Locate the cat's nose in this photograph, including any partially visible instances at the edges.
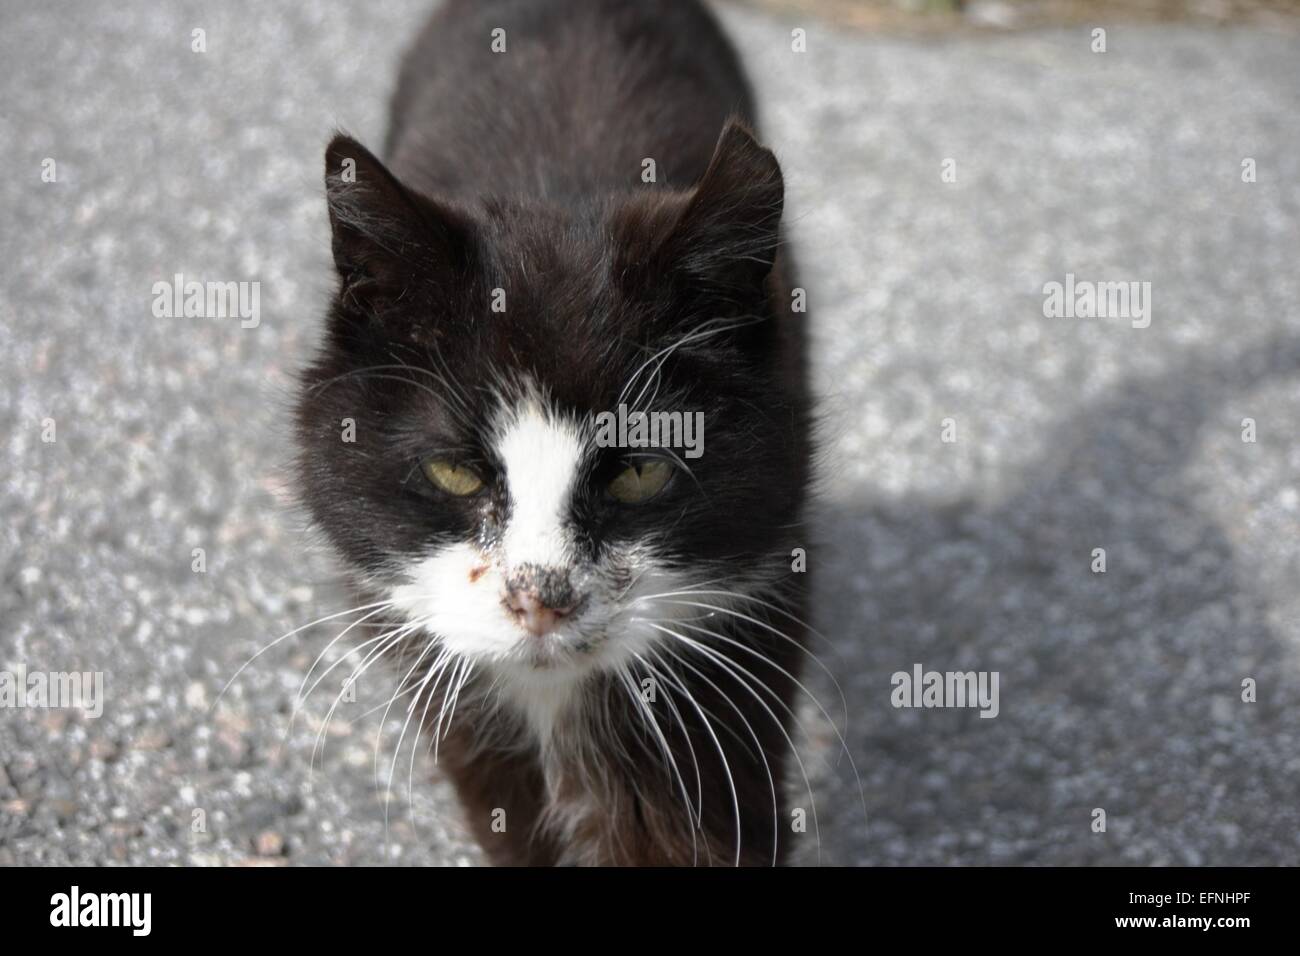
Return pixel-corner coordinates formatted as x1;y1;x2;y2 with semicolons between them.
505;590;573;637
504;566;578;637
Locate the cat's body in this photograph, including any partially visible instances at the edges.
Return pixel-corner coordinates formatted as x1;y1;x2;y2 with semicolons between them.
296;0;811;865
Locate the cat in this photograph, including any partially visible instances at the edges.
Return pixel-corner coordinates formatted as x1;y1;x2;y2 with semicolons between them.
295;0;811;865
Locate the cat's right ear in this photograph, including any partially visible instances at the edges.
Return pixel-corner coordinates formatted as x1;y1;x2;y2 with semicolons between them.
324;134;473;320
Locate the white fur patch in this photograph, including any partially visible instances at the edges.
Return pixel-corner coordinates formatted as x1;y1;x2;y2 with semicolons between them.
387;389;705;745
494;399;587;568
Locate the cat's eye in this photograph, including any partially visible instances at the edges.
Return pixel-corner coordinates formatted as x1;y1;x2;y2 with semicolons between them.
607;460;673;503
422;459;485;497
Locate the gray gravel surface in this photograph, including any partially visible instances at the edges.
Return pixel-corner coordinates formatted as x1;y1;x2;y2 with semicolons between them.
2;0;1298;865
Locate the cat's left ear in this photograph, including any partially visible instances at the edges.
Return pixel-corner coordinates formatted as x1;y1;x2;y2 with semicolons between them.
659;120;785;300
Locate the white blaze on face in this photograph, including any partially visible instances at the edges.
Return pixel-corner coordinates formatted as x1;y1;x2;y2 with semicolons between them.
387;388;702;742
389;394;595;670
494;399;587;568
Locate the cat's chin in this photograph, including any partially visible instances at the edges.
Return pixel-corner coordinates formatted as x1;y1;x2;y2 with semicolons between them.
465;618;645;684
493;646;598;684
498;629;600;673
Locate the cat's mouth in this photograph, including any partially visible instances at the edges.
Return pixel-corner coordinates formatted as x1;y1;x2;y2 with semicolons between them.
509;611;603;670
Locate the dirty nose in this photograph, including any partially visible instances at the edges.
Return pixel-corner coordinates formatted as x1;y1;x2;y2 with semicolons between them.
504;566;578;637
505;590;572;637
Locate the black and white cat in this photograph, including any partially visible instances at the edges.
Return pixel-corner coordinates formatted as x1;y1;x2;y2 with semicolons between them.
295;0;811;865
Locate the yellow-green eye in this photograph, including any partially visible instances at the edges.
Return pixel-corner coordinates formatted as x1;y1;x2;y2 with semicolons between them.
607;460;673;503
422;459;484;497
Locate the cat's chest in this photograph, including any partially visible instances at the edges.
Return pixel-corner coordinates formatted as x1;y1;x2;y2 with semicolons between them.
489;671;625;859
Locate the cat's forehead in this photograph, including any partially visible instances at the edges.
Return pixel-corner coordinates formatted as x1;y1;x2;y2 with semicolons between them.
461;286;642;413
413;203;688;420
488;381;590;448
479;199;609;276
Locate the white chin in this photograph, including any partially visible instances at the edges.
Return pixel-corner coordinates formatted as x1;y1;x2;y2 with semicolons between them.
502;630;598;673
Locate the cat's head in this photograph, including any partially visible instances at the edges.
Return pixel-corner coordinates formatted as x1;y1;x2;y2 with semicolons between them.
295;121;806;690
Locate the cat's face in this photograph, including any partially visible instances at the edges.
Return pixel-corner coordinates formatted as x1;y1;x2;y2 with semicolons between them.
296;124;804;691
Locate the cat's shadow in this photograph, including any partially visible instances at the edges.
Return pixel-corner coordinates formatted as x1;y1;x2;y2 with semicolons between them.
802;334;1300;865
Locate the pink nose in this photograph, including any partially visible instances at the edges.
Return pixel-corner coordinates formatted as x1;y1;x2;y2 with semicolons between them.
505;589;575;637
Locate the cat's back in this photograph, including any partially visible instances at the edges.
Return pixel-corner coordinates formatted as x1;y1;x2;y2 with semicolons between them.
385;0;756;200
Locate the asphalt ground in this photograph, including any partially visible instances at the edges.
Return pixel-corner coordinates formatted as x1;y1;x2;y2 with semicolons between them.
1;1;1298;864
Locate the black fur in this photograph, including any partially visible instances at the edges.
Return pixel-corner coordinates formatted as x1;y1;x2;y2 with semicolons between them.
295;0;811;865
